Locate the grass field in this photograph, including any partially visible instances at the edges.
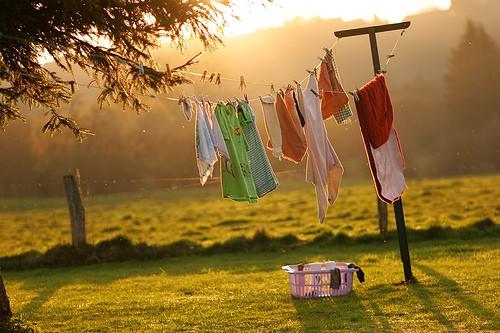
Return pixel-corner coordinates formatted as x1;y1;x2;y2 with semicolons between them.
1;174;499;332
0;174;498;257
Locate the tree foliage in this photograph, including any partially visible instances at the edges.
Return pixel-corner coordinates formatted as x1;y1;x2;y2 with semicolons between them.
446;20;500;111
445;20;500;172
0;0;236;140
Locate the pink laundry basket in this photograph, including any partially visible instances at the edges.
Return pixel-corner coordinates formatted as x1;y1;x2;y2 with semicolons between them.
282;261;359;298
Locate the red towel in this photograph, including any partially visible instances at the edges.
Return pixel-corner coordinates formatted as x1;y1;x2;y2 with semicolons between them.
355;75;393;148
355;74;405;204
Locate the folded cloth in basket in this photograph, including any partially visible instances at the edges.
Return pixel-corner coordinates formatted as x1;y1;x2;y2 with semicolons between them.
348;263;365;283
329;268;341;289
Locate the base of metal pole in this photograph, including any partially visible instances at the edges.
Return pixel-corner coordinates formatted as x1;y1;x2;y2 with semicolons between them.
393;198;416;282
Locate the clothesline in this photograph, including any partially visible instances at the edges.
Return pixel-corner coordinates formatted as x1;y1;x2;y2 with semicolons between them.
184;38;341;91
0;28;406;108
0;35;343;104
1;27;411;223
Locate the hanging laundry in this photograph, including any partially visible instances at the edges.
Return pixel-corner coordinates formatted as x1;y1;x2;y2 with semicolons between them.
207;103;230;160
354;74;405;203
275;91;307;163
195;101;218;185
237;101;279;197
179;96;193;121
371;129;406;201
318;49;353;124
298;74;344;223
200;98;217;148
259;95;283;159
202;99;229;160
292;90;306;127
215;102;258;203
284;87;305;129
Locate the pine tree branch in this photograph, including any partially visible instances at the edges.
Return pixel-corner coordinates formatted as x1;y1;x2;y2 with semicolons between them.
0;0;245;138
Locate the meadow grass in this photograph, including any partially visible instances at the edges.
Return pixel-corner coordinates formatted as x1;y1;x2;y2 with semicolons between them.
1;174;499;332
3;237;499;332
0;174;498;257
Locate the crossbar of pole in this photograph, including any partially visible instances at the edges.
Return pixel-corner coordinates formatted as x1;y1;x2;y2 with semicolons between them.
334;21;411;38
334;21;415;283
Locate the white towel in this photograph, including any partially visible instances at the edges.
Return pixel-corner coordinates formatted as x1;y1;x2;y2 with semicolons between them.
299;74;344;223
370;128;405;202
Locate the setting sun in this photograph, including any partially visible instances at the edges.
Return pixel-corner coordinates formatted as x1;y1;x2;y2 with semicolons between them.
223;0;451;36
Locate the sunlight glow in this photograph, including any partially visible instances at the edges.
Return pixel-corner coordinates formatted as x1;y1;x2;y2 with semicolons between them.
222;0;452;36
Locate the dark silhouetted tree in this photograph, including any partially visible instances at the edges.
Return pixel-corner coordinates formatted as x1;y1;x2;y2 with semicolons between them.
445;20;500;173
0;272;11;323
0;0;245;140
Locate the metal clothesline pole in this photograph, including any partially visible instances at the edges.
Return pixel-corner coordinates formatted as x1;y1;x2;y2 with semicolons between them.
334;21;415;283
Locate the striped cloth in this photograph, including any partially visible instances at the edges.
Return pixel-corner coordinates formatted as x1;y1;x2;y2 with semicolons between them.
237;101;279;197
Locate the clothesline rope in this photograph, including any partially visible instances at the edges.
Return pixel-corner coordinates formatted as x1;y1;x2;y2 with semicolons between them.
0;30;405;107
385;29;406;66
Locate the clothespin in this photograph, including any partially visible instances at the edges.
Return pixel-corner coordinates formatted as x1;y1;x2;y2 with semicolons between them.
310;89;320;98
349;90;360;102
215;73;221;86
239;75;246;91
165;64;171;78
201;70;207;82
306;67;318;77
270;83;276;94
68;80;75;93
138;61;145;75
208;72;215;83
244;93;249;103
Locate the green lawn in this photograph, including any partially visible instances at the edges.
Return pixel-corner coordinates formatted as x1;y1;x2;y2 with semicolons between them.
4;238;500;332
1;174;499;332
0;174;498;256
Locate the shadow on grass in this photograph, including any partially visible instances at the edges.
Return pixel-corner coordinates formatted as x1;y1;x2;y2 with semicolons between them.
292;293;377;332
414;264;500;330
364;300;393;333
20;283;61;314
0;317;39;333
406;279;459;331
4;237;497;326
0;218;497;271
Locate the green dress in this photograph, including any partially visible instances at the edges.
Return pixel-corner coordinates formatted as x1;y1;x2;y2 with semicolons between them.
215;103;258;203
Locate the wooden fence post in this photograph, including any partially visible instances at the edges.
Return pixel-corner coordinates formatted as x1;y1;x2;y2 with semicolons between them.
0;272;12;322
63;172;87;248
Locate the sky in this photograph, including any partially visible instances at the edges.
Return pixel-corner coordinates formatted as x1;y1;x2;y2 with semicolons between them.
222;0;451;36
38;0;452;64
